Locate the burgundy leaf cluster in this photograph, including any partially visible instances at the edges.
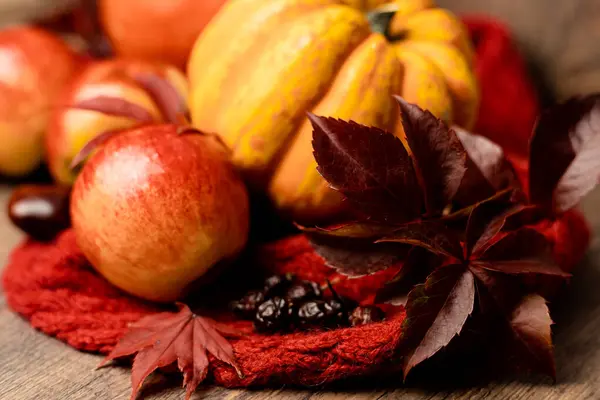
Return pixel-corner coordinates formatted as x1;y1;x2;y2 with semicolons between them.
306;94;600;379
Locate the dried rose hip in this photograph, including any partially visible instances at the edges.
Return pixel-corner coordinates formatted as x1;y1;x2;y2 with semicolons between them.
349;306;385;326
230;290;264;319
263;273;295;298
254;297;290;332
323;299;348;327
7;184;71;241
296;299;349;329
285;280;322;304
296;300;329;328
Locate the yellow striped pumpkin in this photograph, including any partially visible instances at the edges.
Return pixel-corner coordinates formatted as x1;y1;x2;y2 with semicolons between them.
188;0;478;222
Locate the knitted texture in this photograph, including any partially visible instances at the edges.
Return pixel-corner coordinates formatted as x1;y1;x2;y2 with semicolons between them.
1;18;591;387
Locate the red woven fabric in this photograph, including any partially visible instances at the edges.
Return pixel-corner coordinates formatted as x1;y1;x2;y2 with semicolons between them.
1;18;591;387
467;17;540;159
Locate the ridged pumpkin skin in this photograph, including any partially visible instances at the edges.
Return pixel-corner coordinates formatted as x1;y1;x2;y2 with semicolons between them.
188;0;478;222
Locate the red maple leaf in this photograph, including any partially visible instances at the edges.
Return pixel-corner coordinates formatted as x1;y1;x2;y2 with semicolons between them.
99;303;242;400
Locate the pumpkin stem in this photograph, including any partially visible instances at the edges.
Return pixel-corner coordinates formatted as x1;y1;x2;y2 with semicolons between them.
366;3;406;41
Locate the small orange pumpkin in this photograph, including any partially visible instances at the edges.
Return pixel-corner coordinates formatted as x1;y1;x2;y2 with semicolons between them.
188;0;478;222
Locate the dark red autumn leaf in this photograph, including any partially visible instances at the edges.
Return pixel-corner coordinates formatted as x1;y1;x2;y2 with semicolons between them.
455;126;518;189
509;294;556;379
464;189;516;257
395;96;467;215
375;247;441;305
377;220;463;259
298;221;397;239
401;264;475;379
459;202;543;259
177;126;200;136
176;127;232;154
500;204;546;231
69;129;122;170
469;266;525;314
529;94;600;212
474;228;570;278
480;228;553;262
310;234;408;277
309;114;423;224
472;259;570;278
133;73;188;124
442;188;523;224
454;126;519;205
100;303;241;400
71;96;156;123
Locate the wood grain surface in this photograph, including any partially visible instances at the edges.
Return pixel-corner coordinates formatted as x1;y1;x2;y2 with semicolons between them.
3;0;600;398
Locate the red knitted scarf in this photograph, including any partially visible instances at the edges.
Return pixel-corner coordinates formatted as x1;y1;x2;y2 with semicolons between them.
2;18;592;387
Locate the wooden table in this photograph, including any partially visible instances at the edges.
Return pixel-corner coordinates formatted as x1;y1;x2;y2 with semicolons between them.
1;182;600;400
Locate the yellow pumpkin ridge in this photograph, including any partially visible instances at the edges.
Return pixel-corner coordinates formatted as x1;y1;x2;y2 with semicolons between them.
187;0;478;221
269;33;403;222
391;8;474;64
396;40;479;128
395;47;453;123
192;3;371;184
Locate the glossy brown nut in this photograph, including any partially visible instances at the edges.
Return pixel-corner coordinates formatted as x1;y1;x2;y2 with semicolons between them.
7;184;71;241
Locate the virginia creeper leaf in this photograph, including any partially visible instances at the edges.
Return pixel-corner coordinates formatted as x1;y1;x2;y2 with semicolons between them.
375;247;441;305
310;234;408;277
71;96;156;123
456;126;518;189
476;228;570;278
469;266;525;313
310;114;422;224
69;129;122;170
401;264;475;379
529;94;600;212
297;222;397;240
395;96;467;215
133;73;188;124
464;189;516;257
176;126;232;154
462;201;544;258
509;294;556;379
454;126;519;205
473;260;570;278
377;220;463;259
100;303;241;400
500;204;546;231
480;228;552;262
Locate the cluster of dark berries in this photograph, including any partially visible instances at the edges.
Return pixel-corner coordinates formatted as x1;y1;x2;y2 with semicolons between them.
230;274;385;333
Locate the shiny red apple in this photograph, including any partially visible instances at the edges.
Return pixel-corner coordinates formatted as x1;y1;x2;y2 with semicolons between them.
71;124;249;302
0;26;79;177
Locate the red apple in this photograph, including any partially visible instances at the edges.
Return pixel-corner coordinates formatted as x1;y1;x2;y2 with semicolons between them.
46;59;188;185
0;26;78;177
99;0;227;69
71;124;249;302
